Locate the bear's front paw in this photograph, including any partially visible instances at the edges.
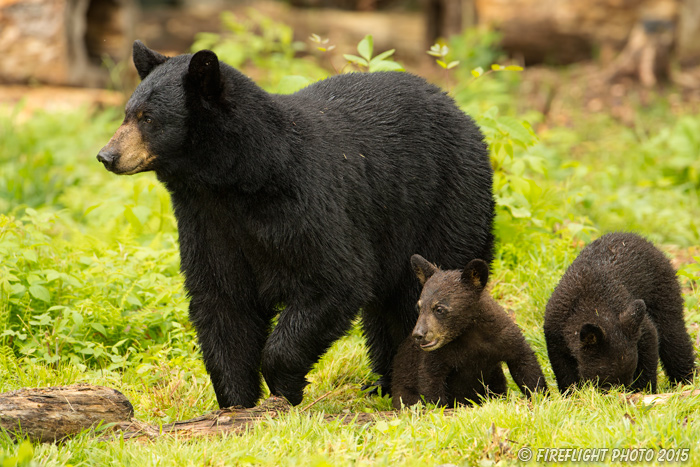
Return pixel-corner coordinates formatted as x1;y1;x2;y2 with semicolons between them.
262;370;308;406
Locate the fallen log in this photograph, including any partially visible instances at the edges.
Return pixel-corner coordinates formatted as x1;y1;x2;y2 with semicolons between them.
0;385;134;443
116;396;398;440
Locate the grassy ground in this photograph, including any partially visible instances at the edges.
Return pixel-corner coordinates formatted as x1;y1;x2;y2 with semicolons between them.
1;22;700;466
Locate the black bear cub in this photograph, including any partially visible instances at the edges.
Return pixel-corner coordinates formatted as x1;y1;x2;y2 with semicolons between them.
545;232;696;393
391;255;548;409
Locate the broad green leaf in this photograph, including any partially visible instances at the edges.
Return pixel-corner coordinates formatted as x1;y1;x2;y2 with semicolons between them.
29;284;50;302
372;49;396;62
369;60;404;73
23;250;37;263
343;54;368;67
357;35;374;62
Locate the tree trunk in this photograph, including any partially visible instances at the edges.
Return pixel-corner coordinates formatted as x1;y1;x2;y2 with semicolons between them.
473;0;680;67
0;0;134;87
677;0;700;65
0;385;134;443
424;0;477;46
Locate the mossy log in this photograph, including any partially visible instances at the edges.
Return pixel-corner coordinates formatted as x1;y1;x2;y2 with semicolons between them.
0;385;134;443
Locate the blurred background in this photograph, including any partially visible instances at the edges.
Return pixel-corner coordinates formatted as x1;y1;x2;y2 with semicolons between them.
1;0;699;107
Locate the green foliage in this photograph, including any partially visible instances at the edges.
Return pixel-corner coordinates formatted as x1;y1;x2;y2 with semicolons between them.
343;35;404;72
0;440;34;467
446;27;504;72
191;10;328;90
643;115;700;186
427;43;459;70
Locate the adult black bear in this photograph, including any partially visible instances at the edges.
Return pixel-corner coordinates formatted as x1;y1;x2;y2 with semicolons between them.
544;232;696;393
97;41;495;408
392;255;547;408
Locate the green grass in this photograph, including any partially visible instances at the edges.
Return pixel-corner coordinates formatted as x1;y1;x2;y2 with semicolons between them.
2;28;700;465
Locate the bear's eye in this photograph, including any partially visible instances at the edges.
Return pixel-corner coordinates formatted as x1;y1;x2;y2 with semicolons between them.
434;305;448;316
144;116;153;124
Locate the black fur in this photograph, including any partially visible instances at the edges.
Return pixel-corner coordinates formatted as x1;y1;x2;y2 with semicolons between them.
544;232;696;393
391;256;547;408
102;43;495;408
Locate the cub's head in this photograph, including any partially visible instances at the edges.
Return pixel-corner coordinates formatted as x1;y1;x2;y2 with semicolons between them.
410;254;490;351
567;298;648;388
97;41;223;177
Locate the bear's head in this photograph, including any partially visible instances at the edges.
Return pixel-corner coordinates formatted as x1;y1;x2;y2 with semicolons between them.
97;41;224;179
410;254;490;351
567;298;647;388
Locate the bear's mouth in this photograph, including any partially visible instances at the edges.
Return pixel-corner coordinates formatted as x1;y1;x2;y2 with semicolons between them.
420;339;440;350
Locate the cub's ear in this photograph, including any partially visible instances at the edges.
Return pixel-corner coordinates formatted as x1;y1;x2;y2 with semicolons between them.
187;50;222;101
620;299;646;332
461;259;489;291
411;254;437;286
133;40;167;80
580;323;605;347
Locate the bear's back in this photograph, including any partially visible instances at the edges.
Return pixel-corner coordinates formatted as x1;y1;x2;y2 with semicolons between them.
547;232;682;323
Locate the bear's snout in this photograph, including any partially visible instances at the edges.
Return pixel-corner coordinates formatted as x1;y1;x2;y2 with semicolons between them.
97;147;119;170
412;320;440;350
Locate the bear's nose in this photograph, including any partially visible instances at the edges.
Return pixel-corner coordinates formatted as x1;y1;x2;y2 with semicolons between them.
412;326;427;343
97;148;117;170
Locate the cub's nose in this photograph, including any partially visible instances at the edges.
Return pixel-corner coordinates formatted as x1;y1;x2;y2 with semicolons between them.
412;325;428;345
96;148;117;170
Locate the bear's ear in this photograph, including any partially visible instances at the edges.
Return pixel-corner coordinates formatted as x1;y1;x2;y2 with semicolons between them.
133;40;168;80
411;254;437;286
187;50;222;101
461;259;489;291
580;323;605;347
620;299;646;332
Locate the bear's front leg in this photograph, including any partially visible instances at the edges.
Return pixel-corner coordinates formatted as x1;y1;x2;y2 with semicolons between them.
544;328;580;394
261;293;360;405
631;321;659;393
189;293;270;408
502;327;549;396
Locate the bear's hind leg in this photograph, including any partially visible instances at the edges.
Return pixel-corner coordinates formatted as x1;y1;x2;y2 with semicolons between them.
653;309;696;386
261;293;360;405
362;281;420;396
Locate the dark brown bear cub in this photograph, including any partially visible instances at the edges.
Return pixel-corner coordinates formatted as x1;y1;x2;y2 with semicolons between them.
391;255;548;409
544;232;696;393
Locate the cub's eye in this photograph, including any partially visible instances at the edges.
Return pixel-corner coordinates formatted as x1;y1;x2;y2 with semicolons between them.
434;305;448;316
144;116;153;124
